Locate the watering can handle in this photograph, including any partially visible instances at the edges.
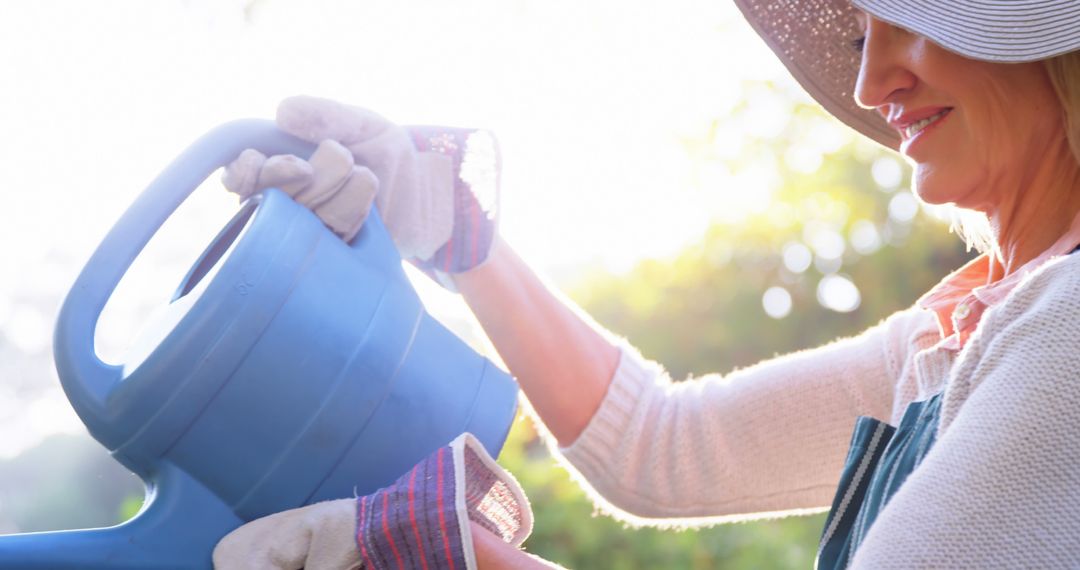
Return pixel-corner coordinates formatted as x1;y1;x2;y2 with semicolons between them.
54;119;316;421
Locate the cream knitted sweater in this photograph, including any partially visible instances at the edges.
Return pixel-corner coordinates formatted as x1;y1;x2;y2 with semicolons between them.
558;252;1080;568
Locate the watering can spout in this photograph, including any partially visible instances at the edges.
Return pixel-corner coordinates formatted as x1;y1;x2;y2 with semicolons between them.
0;462;242;569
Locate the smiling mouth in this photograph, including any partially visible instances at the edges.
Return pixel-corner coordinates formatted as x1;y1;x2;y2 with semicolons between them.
902;109;951;140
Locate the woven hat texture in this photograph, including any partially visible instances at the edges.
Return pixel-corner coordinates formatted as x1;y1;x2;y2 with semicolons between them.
733;0;1080;149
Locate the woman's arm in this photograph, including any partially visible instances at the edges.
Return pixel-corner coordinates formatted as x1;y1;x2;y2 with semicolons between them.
456;237;912;521
454;237;620;446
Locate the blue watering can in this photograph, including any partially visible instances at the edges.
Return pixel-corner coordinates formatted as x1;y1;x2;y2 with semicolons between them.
0;120;519;569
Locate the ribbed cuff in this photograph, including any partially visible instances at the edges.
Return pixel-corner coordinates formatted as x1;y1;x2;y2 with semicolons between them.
559;343;663;482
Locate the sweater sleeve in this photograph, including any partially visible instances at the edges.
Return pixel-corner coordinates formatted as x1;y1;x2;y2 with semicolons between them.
851;257;1080;568
555;308;926;524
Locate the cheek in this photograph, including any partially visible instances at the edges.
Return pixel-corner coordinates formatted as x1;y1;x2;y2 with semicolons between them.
968;93;1021;165
970;67;1061;167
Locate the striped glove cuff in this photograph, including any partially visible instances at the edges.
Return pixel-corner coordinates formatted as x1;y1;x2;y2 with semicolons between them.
407;127;499;286
355;433;531;570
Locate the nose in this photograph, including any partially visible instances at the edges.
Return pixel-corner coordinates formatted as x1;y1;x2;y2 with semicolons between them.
853;16;918;111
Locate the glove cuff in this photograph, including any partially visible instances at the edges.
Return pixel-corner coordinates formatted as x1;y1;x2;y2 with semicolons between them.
407;127;500;280
355;433;532;570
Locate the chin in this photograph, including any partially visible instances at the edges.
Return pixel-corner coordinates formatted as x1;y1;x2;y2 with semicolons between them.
911;166;979;207
910;173;951;206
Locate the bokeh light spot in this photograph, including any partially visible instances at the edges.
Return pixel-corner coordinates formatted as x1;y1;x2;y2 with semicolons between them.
4;305;51;354
889;193;920;223
782;242;813;273
805;224;846;260
784;144;823;174
849;220;883;255
872;157;903;190
817;274;861;313
762;286;793;319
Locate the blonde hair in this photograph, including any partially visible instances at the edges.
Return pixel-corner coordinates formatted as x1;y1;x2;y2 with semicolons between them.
1046;51;1080;164
949;50;1080;254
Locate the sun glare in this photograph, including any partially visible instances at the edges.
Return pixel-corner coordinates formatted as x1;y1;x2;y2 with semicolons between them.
1;0;791;458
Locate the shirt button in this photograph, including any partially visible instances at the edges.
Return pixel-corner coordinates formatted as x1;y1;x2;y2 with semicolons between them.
954;303;972;319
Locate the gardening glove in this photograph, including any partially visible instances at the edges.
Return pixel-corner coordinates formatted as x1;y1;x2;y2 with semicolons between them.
223;95;500;287
212;433;532;570
223;138;379;242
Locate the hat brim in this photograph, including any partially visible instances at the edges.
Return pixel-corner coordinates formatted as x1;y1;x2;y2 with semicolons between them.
734;0;1080;151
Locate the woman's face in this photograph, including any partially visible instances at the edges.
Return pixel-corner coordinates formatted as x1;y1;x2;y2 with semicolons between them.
852;12;1065;211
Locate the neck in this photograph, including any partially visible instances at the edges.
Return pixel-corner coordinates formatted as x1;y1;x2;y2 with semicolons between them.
985;140;1080;283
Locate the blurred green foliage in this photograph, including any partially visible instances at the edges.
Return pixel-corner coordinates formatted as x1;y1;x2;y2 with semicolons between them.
498;81;975;569
0;434;142;533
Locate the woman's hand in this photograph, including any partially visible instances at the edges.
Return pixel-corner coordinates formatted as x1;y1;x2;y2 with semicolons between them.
212;433;531;570
227;95;618;447
211;498;359;570
223;138;379;241
223;96;500;285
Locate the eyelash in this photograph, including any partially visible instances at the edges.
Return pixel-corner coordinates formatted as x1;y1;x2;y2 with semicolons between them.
850;36;866;53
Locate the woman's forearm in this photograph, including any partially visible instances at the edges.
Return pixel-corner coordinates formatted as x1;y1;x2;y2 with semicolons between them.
453;237;620;446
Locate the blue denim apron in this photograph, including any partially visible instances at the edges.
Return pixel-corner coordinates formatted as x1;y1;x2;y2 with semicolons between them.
816;393;944;569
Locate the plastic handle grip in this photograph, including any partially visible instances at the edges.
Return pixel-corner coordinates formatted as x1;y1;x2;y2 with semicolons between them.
53;119;316;425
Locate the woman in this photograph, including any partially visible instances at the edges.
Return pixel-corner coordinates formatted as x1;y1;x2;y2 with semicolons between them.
213;1;1080;568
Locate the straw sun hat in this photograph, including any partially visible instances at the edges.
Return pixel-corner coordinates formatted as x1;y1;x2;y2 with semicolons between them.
733;0;1080;149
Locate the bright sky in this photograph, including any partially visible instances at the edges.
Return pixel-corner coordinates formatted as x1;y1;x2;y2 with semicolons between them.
0;0;791;458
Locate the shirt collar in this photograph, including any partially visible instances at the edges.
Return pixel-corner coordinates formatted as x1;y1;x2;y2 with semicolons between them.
917;210;1080;344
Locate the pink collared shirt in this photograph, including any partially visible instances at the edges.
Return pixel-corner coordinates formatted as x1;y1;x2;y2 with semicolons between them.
918;212;1080;350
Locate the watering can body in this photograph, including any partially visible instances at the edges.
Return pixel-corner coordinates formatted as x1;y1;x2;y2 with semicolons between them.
0;120;518;569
